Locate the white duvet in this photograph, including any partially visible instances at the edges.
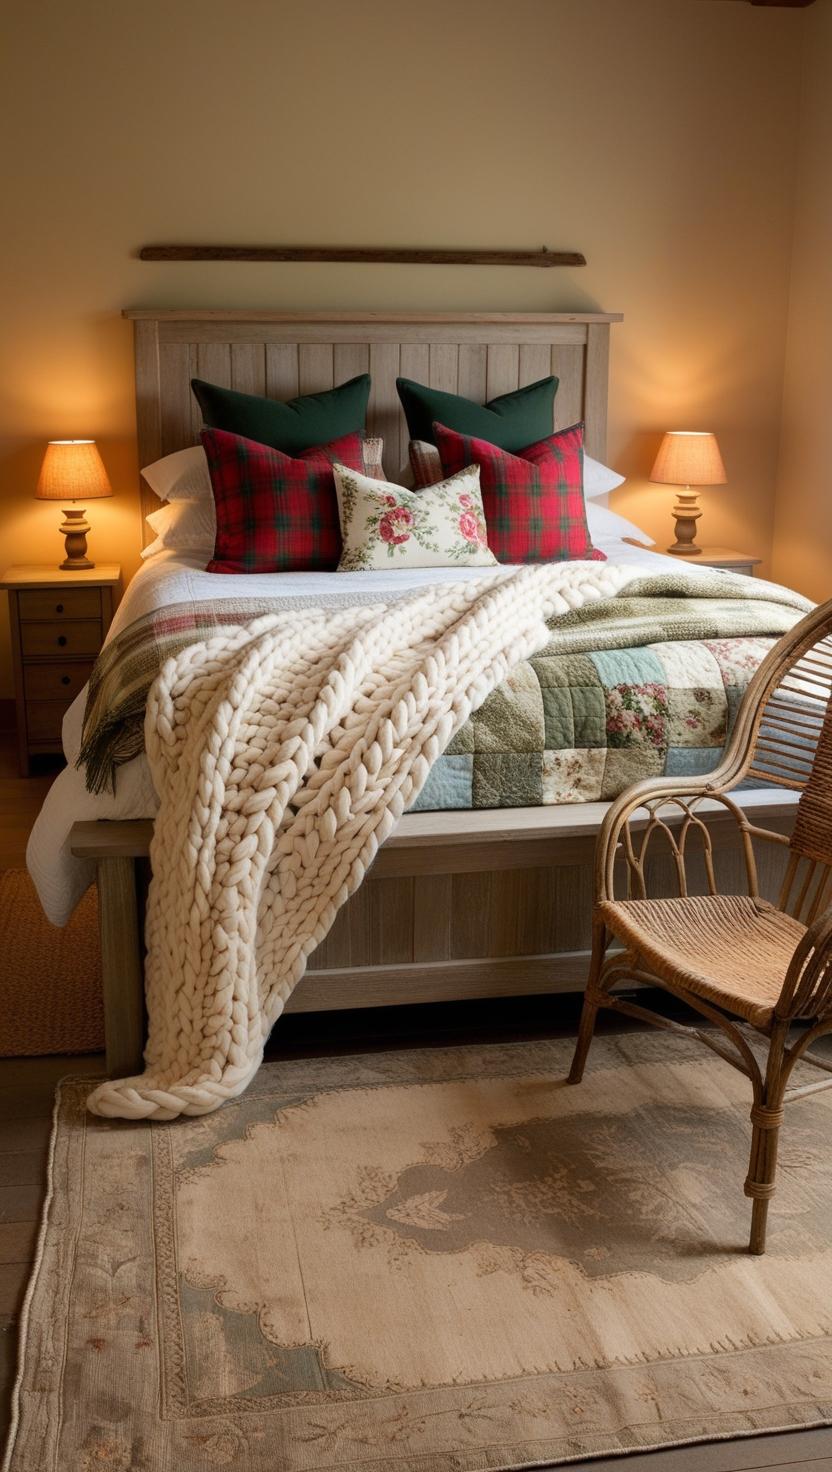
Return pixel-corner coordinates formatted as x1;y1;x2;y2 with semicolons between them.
26;540;733;926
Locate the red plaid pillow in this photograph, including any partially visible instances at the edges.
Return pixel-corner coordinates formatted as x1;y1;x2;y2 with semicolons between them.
434;421;606;564
202;429;365;573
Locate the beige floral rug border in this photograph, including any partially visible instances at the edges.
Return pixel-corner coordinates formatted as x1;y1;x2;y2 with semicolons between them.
5;1037;832;1471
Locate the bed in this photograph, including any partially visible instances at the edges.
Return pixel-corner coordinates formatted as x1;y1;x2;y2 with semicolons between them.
27;310;803;1074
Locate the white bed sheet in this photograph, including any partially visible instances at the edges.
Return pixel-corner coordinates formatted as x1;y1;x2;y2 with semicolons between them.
26;541;731;925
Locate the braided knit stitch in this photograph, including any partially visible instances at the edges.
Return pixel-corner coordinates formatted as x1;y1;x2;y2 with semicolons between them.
86;562;631;1120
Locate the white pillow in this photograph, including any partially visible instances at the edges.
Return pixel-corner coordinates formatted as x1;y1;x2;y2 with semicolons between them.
141;438;387;503
142;446;213;503
586;502;654;546
140;498;216;560
334;463;497;572
583;455;626;499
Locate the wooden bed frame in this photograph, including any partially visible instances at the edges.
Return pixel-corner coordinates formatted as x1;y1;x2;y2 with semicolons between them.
70;309;797;1075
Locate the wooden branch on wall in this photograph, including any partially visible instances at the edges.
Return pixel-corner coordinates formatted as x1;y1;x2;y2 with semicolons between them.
139;245;587;268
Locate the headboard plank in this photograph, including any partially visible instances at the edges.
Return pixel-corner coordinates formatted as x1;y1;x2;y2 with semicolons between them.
519;342;552;390
486;343;520;401
157;320;592;347
159;343;193;458
298;344;334;396
133;320;162;470
230;342;266;398
196;341;231;393
584;322;611;461
456;343;487;403
266;344;299;402
551;344;585;430
368;343;401;464
333;341;370;386
127;310;621;542
428;343;458;395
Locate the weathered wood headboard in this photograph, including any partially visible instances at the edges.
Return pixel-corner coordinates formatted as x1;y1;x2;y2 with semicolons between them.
123;309;622;543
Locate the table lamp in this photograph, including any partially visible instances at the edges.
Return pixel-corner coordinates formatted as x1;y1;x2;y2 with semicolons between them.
35;439;113;570
649;431;727;554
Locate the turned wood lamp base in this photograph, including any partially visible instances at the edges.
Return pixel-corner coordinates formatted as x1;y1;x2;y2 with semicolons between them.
59;506;95;570
667;487;703;555
650;432;726;559
35;441;112;572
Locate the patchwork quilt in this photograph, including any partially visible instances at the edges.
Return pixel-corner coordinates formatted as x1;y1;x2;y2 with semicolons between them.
79;569;811;807
416;624;775;810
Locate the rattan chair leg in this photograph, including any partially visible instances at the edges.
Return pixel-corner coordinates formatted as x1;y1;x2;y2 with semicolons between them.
744;1025;788;1255
746;1115;782;1255
568;925;608;1085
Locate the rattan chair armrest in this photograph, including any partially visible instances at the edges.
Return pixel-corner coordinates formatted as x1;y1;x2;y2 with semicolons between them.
777;903;832;1020
594;767;749;904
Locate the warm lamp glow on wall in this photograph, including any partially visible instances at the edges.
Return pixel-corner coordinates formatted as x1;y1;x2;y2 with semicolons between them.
649;431;727;554
35;440;112;570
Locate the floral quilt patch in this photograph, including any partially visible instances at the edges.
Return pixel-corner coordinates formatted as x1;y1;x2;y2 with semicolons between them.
333;462;496;571
430;630;780;809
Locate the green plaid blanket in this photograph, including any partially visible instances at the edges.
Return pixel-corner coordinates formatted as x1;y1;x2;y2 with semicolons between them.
79;569;811;805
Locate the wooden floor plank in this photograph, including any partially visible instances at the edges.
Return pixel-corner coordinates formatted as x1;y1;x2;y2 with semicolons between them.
0;1261;31;1317
0;1116;53;1154
0;1053;101;1089
0;1221;38;1264
0;1153;47;1190
0;1054;103;1124
0;1181;44;1225
0;1314;18;1415
566;1426;832;1471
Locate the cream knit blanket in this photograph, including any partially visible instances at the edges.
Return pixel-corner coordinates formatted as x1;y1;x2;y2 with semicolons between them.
87;562;631;1121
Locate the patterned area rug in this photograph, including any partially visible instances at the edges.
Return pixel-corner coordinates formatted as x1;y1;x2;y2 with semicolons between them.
0;869;103;1056
7;1035;832;1470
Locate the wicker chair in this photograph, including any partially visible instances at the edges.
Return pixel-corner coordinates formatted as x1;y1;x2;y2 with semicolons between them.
568;597;832;1254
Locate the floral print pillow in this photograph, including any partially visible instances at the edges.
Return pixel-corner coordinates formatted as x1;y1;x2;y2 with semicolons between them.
333;463;497;571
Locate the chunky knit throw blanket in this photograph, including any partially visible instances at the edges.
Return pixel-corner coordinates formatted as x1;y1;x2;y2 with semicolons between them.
85;562;667;1120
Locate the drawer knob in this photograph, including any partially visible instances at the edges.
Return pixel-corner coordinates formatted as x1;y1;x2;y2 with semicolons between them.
55;602;64;614
61;675;71;686
57;635;67;647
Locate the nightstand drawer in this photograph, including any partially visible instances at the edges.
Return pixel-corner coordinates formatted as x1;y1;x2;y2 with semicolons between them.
21;620;102;658
1;563;121;775
25;701;69;743
18;587;101;621
23;660;95;702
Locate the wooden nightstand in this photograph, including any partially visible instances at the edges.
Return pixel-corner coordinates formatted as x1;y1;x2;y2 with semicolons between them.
669;547;762;577
1;564;121;775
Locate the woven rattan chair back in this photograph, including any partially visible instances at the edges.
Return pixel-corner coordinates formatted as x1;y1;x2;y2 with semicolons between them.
740;604;832;922
568;596;832;1254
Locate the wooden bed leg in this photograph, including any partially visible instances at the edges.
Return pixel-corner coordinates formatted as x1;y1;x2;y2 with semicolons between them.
97;856;146;1078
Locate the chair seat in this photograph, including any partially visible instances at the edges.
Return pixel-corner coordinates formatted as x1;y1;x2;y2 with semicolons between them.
598;893;807;1028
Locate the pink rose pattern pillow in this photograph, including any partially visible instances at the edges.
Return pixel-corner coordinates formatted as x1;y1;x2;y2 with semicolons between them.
332;463;497;571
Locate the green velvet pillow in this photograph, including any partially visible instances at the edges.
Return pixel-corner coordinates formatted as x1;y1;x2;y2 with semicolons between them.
191;374;371;456
396;374;558;453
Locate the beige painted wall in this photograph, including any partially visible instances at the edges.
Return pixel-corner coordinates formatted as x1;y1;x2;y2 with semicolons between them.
0;0;806;697
772;0;832;604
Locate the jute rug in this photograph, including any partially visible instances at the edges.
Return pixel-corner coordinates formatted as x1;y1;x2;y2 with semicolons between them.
0;869;103;1057
7;1035;832;1470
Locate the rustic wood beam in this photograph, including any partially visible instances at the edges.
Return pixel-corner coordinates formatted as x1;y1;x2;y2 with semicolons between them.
139;245;586;268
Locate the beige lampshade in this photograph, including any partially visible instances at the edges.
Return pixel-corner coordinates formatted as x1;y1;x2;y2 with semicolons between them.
35;439;113;502
649;431;727;487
